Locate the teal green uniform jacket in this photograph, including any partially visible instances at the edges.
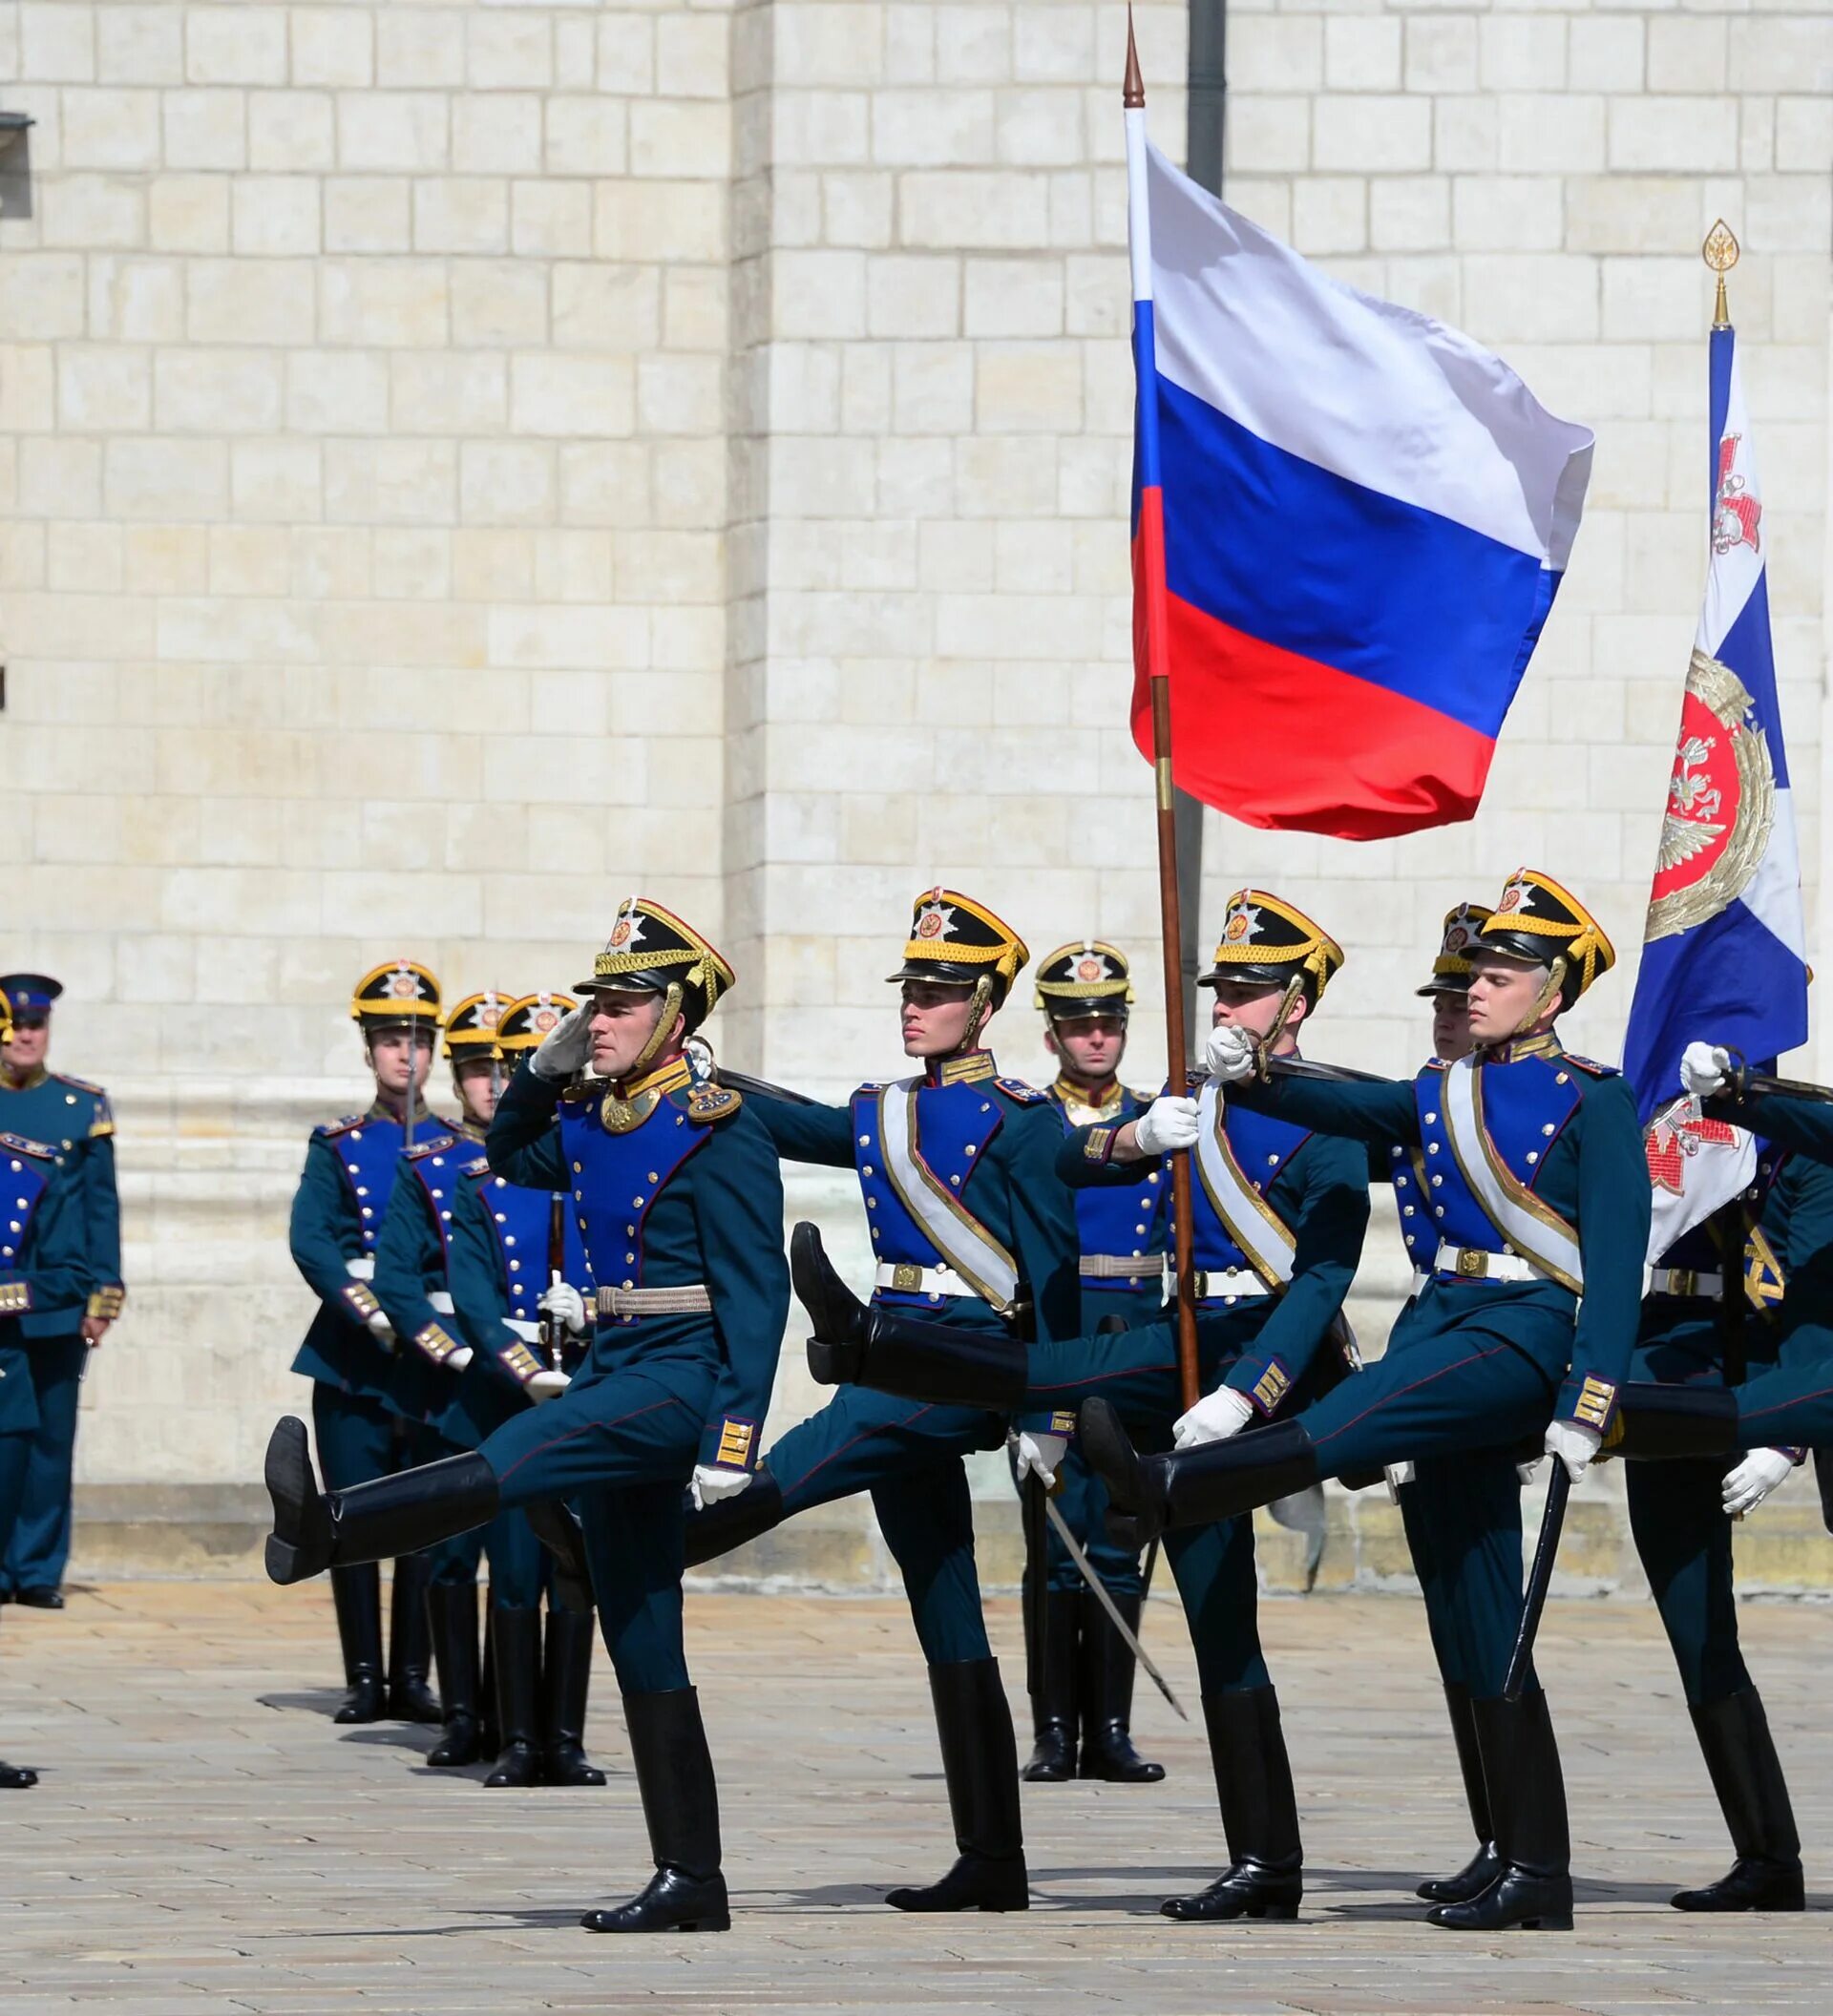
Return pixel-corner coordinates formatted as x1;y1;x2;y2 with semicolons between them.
0;1134;93;1438
0;1071;121;1338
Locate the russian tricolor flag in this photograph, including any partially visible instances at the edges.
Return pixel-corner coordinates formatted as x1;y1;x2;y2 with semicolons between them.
1127;133;1594;841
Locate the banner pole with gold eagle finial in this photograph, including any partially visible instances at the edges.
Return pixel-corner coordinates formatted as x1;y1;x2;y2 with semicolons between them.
1125;8;1202;1413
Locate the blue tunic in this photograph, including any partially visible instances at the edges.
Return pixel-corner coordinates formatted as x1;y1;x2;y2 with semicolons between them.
0;1070;120;1336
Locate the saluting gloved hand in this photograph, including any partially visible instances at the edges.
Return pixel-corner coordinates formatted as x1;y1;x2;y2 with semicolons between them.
531;1004;592;1082
1723;1447;1795;1519
690;1464;753;1511
1204;1023;1258;1083
1680;1040;1733;1101
1134;1095;1200;1156
538;1281;590;1337
528;1368;571;1402
1173;1385;1254;1449
1544;1418;1601;1482
1014;1430;1067;1488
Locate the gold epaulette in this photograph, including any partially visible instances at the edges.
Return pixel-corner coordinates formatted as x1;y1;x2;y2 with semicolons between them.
316;1114;367;1141
406;1134;460;1161
996;1078;1047;1105
0;1130;58;1162
682;1082;743;1124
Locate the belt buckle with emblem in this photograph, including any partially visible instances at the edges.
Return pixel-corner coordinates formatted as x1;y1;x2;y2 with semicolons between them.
1456;1249;1485;1279
890;1262;923;1292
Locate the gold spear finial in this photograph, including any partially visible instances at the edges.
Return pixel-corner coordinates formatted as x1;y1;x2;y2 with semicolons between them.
1124;4;1145;108
1702;220;1738;330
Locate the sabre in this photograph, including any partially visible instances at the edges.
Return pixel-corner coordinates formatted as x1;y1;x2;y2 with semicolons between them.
1503;1462;1569;1703
1040;1486;1188;1722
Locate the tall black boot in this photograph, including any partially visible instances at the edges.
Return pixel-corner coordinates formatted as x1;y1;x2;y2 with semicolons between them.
387;1554;442;1723
1022;1589;1081;1782
581;1688;729;1932
265;1418;499;1584
426;1583;481;1767
684;1466;784;1569
1078;1590;1166;1783
1417;1682;1501;1902
1163;1688;1302;1921
1429;1693;1572;1930
525;1500;594;1611
478;1606;499;1760
1612;1384;1740;1460
887;1659;1028;1911
329;1562;385;1723
0;1757;36;1788
1081;1399;1319;1548
541;1604;606;1787
1672;1690;1803;1910
792;1223;1029;1404
483;1606;543;1788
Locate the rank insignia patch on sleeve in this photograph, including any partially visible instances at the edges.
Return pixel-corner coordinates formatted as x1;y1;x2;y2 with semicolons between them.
1572;1376;1617;1431
1251;1360;1292;1416
715;1418;756;1468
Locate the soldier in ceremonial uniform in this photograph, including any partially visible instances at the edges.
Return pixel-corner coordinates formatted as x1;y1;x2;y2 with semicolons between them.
265;901;784;1935
791;891;1370;1921
1024;942;1164;1785
1075;870;1647;1933
0;991;98;1783
0;974;124;1608
286;962;452;1727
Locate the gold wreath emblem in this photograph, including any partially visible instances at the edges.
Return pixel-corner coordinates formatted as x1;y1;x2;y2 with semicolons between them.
1645;648;1776;942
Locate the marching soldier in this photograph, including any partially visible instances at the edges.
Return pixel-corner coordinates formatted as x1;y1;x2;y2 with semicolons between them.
1026;942;1165;1785
265;901;785;1935
1077;870;1647;1933
791;890;1370;1921
682;888;1081;1914
286;962;453;1727
0;974;123;1607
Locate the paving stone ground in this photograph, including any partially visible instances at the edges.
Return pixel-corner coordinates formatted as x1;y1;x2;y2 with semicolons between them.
3;1582;1832;2011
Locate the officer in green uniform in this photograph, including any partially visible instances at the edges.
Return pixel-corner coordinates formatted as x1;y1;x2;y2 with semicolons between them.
0;974;124;1607
0;991;99;1783
789;890;1369;1922
286;962;453;1727
1077;870;1647;1934
679;889;1078;1915
1025;941;1164;1785
264;901;786;1935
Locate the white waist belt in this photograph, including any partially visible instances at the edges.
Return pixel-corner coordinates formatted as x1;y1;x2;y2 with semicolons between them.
1187;1266;1272;1302
1434;1243;1543;1285
1645;1267;1723;1299
875;1262;980;1299
1080;1254;1161;1281
596;1284;712;1317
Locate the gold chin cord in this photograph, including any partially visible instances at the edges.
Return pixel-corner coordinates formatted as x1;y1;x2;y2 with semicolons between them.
961;974;996;1048
1254;974;1307;1083
1516;954;1569;1037
629;980;685;1077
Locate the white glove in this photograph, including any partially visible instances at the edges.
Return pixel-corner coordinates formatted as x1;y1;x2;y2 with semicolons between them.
1204;1023;1257;1083
538;1280;589;1337
690;1463;753;1511
527;1368;571;1402
444;1346;474;1373
1517;1459;1544;1484
365;1309;396;1348
1014;1430;1067;1487
1723;1447;1795;1519
504;1318;542;1344
531;1004;592;1082
1544;1418;1602;1483
1680;1040;1732;1101
1134;1095;1201;1156
1385;1460;1417;1494
1173;1386;1254;1450
345;1257;375;1283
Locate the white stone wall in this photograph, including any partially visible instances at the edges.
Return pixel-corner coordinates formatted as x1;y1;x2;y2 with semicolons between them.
0;0;1826;1505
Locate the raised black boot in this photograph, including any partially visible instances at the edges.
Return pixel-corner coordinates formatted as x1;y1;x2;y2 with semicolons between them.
525;1500;594;1611
793;1223;1029;1404
1163;1688;1302;1921
264;1418;499;1584
1672;1690;1803;1911
1429;1692;1572;1930
1612;1384;1740;1460
329;1562;385;1723
483;1606;542;1788
425;1583;482;1767
1417;1682;1501;1902
387;1553;442;1723
1022;1588;1081;1782
581;1688;729;1932
1079;1590;1166;1783
684;1466;785;1569
0;1757;36;1788
888;1658;1028;1911
541;1604;606;1787
1080;1399;1319;1549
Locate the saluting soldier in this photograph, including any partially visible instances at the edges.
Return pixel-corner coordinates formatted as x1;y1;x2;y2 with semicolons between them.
680;888;1076;1915
286;962;453;1727
1077;870;1647;1934
0;974;124;1608
792;891;1370;1922
0;990;98;1784
265;902;785;1935
1025;941;1165;1786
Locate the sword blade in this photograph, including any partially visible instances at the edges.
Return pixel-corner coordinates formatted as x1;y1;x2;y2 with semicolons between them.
1042;1491;1188;1721
1503;1461;1570;1702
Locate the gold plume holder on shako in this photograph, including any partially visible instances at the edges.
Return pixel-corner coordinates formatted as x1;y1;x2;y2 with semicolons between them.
1703;219;1738;330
